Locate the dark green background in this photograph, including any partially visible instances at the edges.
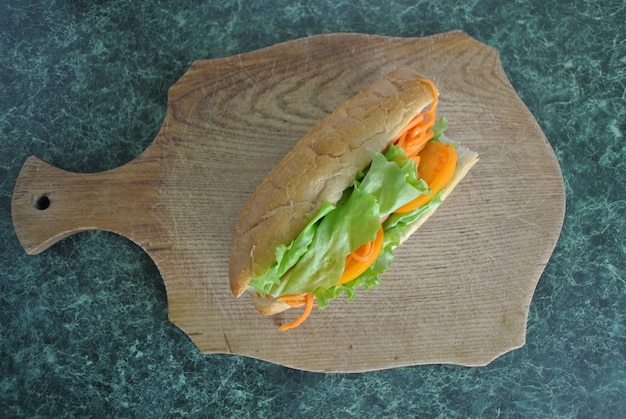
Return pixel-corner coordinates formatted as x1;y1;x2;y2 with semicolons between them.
1;0;624;417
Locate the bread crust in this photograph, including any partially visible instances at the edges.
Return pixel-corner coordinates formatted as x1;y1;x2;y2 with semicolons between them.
230;68;437;297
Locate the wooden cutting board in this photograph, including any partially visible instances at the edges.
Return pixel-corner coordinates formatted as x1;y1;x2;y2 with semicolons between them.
12;31;565;373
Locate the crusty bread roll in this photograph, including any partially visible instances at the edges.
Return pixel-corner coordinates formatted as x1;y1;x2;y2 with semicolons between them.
229;68;478;316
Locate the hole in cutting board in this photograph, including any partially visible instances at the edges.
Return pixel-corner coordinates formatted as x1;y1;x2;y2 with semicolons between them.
33;195;50;211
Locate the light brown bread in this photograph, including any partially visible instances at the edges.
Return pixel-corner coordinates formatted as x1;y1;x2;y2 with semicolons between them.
229;68;438;297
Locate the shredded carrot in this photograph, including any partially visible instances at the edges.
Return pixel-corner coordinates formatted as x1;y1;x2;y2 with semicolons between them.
279;293;309;302
337;227;384;285
278;293;310;307
394;141;457;213
392;79;439;158
393;113;424;145
279;293;315;331
278;293;318;308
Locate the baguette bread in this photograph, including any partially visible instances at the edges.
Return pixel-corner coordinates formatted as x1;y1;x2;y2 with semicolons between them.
229;67;478;317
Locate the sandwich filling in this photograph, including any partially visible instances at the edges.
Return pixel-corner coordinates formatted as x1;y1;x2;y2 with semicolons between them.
249;79;459;330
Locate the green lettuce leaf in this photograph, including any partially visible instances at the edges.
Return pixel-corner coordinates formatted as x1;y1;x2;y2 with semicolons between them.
360;149;428;216
249;117;450;306
250;145;430;298
315;194;442;308
431;115;448;141
272;184;381;296
249;201;335;295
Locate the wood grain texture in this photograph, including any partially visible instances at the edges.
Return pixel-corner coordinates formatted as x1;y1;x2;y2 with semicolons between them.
11;31;565;372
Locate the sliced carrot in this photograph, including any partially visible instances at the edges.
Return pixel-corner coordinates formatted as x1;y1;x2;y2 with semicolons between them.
394;141;457;213
279;293;315;331
337;227;384;285
349;239;374;262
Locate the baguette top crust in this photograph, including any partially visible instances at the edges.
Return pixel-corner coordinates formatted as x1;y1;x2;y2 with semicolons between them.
229;68;436;297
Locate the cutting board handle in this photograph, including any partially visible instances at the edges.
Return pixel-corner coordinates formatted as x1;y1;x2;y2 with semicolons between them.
11;155;163;255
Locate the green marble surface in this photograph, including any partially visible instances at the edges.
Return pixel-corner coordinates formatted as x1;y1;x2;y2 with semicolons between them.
1;0;624;416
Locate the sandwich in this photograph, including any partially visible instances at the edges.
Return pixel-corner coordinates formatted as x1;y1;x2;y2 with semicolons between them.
229;67;478;330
